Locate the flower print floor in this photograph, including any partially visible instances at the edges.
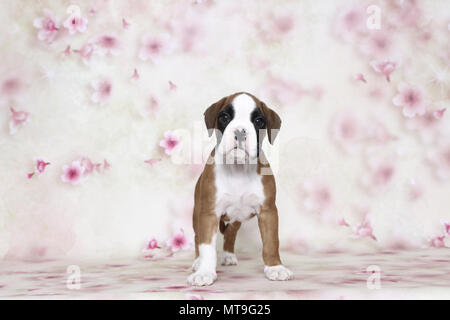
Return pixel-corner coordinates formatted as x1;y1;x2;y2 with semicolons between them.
1;249;450;299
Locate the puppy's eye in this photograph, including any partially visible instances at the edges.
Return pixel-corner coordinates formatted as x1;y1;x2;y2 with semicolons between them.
254;117;265;128
219;113;230;122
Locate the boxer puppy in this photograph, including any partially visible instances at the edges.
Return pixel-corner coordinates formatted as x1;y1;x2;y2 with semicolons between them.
188;92;293;286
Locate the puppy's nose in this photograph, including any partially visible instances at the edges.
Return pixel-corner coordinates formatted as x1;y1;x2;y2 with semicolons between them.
234;128;246;144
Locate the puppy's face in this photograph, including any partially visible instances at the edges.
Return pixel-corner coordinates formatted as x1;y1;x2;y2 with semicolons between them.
204;92;281;164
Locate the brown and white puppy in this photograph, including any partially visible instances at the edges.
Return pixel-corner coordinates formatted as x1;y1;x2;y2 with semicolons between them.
188;92;293;286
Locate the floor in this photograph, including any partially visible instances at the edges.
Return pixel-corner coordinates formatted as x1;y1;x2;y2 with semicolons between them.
1;249;449;299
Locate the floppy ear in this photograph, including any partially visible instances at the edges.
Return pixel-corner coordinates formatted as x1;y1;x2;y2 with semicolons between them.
260;101;281;144
204;97;226;137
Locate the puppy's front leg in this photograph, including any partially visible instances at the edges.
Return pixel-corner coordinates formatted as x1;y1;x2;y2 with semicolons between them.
188;212;218;286
257;205;293;281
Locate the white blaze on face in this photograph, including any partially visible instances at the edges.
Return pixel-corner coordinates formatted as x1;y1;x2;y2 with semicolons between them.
217;93;258;163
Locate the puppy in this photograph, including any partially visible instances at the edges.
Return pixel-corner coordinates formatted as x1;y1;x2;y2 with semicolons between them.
188;92;293;286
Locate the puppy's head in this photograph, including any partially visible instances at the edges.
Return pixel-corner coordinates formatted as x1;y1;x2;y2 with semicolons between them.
204;92;281;163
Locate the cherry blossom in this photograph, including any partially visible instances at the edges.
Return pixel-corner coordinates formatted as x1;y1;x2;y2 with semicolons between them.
63;12;88;35
338;217;350;227
9;107;30;135
62;45;71;57
74;42;95;65
144;158;162;166
433;108;446;119
430;236;446;248
354;73;367;83
427;141;450;180
406;109;443;144
33;9;59;43
1;77;22;96
159;131;180;155
146;238;161;250
352;216;377;240
166;229;190;252
131;68;139;80
168;81;177;91
122;18;130;29
392;83;426;118
35;158;50;174
138;33;173;62
91;78;112;105
103;159;111;170
333;4;366;41
80;157;101;175
444;222;450;235
370;60;397;82
330;110;362;153
94;34;121;56
61;161;85;185
301;179;333;216
361;150;396;193
359;31;395;59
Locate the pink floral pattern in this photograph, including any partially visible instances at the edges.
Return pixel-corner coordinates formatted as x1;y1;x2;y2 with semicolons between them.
392;83;426;118
61;161;85;185
33;9;59;43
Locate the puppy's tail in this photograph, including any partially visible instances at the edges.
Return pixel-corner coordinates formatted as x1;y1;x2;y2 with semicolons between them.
219;220;228;234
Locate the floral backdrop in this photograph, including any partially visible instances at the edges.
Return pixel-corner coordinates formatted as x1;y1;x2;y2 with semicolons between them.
0;0;449;261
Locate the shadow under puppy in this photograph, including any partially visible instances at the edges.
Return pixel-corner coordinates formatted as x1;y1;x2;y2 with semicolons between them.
189;92;293;286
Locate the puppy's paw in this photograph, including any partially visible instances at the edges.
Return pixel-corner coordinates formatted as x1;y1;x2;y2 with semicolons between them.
187;270;217;286
264;265;293;281
192;258;200;272
220;251;238;266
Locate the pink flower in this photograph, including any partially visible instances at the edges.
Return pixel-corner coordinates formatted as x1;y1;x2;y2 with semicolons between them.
103;159;111;170
338;217;350;227
62;45;71;57
138;33;172;62
370;60;397;82
353;217;376;240
354;73;367;83
333;5;366;41
74;42;95;65
166;229;190;252
27;173;35;179
131;68;139;80
144;158;162;166
35;158;50;174
359;31;394;59
168;81;177;91
406;109;443;144
33;9;59;43
442;221;450;235
80;157;101;175
146;238;161;250
427;142;450;180
63;13;88;35
430;236;446;248
392;83;426;118
159;131;180;155
122;18;130;29
330;110;362;153
302;179;333;215
361;160;395;193
95;34;121;56
2;77;22;96
91;78;112;105
61;161;85;185
9;107;30;135
434;108;446;119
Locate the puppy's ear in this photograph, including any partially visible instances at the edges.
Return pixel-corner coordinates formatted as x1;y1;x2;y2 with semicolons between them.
260;101;281;144
204;97;226;137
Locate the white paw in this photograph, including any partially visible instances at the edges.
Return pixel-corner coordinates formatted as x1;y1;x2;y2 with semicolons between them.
192;258;200;272
187;270;217;286
264;265;293;281
221;251;238;266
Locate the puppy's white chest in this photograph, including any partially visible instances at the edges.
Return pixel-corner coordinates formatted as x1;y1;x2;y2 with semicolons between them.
214;167;265;222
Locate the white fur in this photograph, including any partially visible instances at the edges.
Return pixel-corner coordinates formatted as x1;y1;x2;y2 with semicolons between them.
264;265;294;281
188;234;217;286
214;164;264;223
221;251;238;266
